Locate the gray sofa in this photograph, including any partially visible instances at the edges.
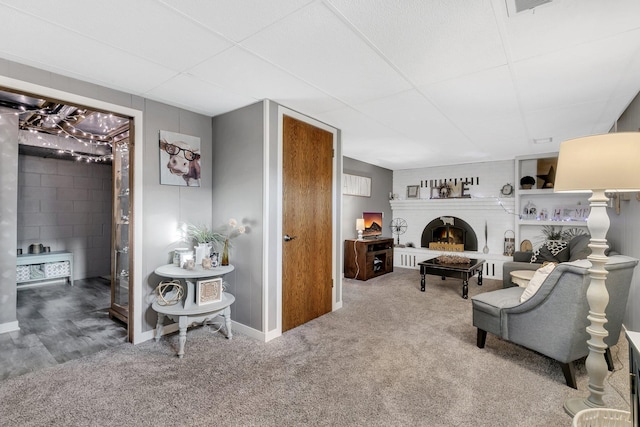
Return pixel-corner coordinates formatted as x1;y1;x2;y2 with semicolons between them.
503;234;596;288
472;254;638;388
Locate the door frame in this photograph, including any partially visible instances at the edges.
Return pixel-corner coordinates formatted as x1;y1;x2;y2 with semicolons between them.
270;105;342;339
0;74;145;344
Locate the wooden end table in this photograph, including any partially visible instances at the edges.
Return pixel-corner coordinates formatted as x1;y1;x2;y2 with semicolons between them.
418;257;485;299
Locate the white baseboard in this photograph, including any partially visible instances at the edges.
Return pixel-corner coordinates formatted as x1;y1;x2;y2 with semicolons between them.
0;320;20;334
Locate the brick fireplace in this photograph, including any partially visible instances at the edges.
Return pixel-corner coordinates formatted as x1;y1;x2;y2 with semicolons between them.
421;216;478;252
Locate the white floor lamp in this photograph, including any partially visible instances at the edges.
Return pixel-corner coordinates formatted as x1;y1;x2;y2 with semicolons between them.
554;132;640;416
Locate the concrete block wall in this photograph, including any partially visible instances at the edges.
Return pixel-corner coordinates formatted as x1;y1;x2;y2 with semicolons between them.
17;154;112;280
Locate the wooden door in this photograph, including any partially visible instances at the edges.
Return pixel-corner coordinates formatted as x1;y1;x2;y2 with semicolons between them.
282;115;333;332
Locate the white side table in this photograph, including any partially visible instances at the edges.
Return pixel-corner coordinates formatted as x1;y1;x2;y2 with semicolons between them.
153;264;235;358
510;269;535;287
152;293;235;358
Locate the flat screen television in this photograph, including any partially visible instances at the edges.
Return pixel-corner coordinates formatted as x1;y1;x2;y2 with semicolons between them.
362;212;383;238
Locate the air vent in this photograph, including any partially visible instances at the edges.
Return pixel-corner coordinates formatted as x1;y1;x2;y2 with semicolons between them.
506;0;554;16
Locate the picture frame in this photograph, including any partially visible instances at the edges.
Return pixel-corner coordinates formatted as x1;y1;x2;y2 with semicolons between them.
407;185;419;199
196;277;223;306
159;130;202;187
343;173;371;197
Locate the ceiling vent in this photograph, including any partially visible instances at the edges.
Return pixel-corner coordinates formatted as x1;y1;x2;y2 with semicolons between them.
506;0;554;16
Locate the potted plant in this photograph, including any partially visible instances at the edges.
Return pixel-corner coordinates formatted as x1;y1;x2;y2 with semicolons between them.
186;223;218;245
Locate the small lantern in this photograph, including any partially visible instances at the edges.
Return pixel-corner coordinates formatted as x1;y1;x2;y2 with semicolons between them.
504;230;515;256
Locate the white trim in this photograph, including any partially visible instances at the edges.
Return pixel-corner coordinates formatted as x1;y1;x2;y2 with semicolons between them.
262;100;273;341
231;321;264;341
0;75;145;345
0;321;19;334
276;106;340;336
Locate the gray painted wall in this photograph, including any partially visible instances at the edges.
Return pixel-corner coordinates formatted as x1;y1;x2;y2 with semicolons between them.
0;59;212;337
608;91;640;331
211;101;264;331
343;157;393;242
0;108;18;329
211;100;344;336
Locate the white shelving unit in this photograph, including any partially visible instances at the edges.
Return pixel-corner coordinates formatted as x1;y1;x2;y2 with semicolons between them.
16;251;74;288
515;153;589;250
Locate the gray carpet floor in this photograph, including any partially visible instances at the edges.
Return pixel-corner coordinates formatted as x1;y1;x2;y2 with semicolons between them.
0;268;631;426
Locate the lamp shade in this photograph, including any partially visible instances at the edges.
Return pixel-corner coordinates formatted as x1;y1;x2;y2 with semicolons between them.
356;218;365;231
554;132;640;192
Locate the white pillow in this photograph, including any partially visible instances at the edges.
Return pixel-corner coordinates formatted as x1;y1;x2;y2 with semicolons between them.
520;263;556;303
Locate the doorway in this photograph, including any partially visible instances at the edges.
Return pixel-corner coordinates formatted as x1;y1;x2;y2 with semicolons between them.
281;114;334;332
0;85;135;347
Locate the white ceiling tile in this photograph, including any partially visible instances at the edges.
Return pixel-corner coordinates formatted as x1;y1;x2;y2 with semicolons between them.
146;74;257;116
327;0;508;86
159;0;314;42
240;2;411;105
526;101;613;145
0;7;176;94
513;31;640;113
420;66;521;124
189;47;344;115
1;0;232;71
354;90;470;144
498;0;640;62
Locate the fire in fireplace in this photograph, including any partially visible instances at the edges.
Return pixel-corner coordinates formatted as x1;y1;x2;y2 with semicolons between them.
421;216;478;252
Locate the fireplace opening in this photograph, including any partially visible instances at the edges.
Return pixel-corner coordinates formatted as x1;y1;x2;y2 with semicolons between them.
421;217;478;252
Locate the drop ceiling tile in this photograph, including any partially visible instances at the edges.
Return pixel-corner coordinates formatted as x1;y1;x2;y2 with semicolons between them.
188;47;344;115
0;7;176;94
326;0;507;86
526;101;612;144
0;0;232;71
159;0;314;42
497;0;640;62
513;32;640;113
419;66;521;124
240;2;411;105
457;114;529;148
145;73;257;116
354;89;470;144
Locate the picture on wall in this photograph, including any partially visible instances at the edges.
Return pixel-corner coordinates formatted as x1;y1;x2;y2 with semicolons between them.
159;130;201;187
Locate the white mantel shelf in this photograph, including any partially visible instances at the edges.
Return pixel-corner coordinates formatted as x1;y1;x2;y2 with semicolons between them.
390;198;515;211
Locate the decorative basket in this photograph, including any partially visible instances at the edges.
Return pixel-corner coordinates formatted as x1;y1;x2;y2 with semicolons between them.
571;408;631;427
44;261;71;278
16;265;30;282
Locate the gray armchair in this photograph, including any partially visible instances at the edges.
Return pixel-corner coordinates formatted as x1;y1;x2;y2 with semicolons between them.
472;255;638;388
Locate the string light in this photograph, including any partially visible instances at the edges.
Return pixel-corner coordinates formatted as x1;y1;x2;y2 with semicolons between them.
0;106;126;162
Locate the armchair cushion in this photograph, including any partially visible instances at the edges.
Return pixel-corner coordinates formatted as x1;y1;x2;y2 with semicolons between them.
520;262;556;303
568;234;591;262
530;241;569;263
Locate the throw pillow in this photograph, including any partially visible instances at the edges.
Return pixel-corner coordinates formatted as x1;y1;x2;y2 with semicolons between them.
568;234;591;261
520;262;556;303
530;240;569;263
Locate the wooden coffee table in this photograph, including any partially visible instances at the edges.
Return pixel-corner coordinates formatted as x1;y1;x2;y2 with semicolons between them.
418;257;485;299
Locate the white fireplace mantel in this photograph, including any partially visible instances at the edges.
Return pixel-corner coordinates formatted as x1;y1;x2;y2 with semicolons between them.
389;196;517;270
390;197;515;212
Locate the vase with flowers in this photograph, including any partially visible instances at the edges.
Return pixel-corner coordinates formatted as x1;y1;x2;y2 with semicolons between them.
187;219;246;266
212;218;246;266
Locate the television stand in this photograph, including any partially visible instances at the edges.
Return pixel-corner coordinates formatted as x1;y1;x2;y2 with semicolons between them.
344;238;394;281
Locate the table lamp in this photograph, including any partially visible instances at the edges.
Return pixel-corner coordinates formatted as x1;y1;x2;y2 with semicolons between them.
554;132;640;416
356;218;365;240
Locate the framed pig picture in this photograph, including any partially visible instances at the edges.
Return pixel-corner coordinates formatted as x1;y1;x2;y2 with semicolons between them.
159;130;201;187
